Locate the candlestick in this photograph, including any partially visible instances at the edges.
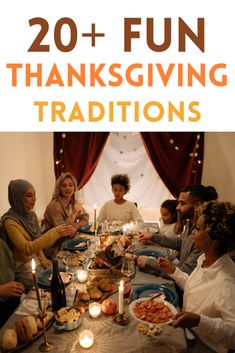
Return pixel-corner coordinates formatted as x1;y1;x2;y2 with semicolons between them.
118;280;124;315
89;302;102;318
122;225;127;245
31;259;42;311
79;330;94;349
31;259;54;352
94;204;97;231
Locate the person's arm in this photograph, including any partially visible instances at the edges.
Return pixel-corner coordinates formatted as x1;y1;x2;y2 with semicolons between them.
4;219;72;256
178;247;202;274
173;286;235;349
152;232;182;251
0;282;25;298
74;206;89;228
167;264;189;290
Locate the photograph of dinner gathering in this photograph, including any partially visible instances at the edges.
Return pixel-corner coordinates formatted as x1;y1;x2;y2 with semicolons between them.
0;132;234;353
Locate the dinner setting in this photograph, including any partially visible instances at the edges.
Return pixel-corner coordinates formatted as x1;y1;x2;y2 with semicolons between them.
1;132;235;353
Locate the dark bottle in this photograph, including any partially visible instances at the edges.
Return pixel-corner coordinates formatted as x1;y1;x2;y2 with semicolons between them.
50;260;66;311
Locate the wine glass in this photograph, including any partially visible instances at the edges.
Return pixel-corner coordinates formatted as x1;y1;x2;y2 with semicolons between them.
121;257;136;279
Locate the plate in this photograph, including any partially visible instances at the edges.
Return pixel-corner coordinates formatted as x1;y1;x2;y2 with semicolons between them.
132;284;178;305
135;249;165;258
129;297;177;325
37;267;71;288
63;238;88;252
79;225;101;234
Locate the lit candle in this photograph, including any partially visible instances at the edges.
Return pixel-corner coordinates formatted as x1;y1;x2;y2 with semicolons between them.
77;269;88;283
94;204;97;232
118;280;124;315
89;302;102;318
31;258;42;311
79;330;94;349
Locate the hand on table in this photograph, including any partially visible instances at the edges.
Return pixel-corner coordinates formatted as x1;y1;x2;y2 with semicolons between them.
56;224;76;237
172;311;200;328
137;256;148;268
137;232;153;244
157;257;176;274
0;281;25;298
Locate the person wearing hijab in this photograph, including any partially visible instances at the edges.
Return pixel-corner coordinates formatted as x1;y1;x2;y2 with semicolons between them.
43;172;89;258
1;179;74;288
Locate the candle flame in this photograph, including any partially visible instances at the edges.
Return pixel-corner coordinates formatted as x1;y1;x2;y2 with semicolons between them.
94;204;96;209
31;258;36;272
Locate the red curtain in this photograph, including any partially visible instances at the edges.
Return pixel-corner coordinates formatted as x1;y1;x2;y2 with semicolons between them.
140;132;204;198
54;132;110;189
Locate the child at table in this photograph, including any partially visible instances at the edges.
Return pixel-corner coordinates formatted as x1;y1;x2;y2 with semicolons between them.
159;199;178;238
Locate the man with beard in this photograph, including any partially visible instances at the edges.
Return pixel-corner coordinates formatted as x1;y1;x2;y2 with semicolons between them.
137;184;218;307
137;185;218;275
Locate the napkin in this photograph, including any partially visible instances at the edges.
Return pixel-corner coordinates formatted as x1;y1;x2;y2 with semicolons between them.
15;299;48;316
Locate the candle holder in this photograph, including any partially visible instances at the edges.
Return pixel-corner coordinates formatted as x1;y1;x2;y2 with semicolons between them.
32;259;54;352
113;312;129;326
38;308;54;352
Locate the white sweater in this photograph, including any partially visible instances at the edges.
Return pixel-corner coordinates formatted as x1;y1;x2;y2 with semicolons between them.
170;254;235;353
97;200;142;223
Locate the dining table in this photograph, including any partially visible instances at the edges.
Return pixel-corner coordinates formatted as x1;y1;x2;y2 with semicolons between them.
0;230;189;353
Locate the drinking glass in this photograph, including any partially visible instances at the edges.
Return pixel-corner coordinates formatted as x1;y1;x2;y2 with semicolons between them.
121;257;136;279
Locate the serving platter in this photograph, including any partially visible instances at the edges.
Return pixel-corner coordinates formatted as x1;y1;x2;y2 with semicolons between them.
1;316;54;353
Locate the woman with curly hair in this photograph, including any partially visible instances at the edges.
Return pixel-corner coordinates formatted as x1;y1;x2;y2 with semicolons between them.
43;172;89;258
97;174;142;223
157;200;235;353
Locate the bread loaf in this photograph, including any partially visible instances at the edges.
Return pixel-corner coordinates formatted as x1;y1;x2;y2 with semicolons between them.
15;319;26;345
23;316;38;336
2;329;17;351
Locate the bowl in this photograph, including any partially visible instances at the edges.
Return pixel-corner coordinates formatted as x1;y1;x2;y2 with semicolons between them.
54;307;83;331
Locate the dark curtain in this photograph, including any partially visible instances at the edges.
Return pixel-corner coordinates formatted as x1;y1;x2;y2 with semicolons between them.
140;132;204;198
54;132;110;189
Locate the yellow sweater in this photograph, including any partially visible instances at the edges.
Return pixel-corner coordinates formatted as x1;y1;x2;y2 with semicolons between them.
3;219;61;268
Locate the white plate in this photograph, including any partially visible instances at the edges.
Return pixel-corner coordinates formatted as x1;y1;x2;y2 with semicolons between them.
129;297;177;325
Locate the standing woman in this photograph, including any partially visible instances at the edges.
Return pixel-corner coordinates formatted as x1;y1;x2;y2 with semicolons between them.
43;172;89;258
97;174;142;223
1;179;74;290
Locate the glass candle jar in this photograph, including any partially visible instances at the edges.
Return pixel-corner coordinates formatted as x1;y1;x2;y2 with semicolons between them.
79;330;94;349
89;302;102;318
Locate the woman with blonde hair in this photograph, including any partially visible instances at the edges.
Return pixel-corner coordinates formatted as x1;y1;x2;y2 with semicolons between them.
43;172;89;258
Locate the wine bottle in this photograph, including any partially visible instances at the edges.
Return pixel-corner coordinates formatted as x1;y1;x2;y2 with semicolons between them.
50;260;66;311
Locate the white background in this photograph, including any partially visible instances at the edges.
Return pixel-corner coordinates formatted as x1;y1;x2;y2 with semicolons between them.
0;0;234;131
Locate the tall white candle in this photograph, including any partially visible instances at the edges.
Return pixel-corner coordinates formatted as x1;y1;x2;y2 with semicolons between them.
118;280;124;315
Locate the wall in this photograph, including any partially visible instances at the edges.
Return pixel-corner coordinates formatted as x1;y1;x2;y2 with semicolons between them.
202;132;235;203
0;132;54;219
0;132;235;221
